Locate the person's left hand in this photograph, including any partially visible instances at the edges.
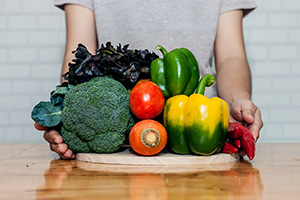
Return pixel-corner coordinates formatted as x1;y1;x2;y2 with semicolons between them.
229;98;263;141
222;99;263;160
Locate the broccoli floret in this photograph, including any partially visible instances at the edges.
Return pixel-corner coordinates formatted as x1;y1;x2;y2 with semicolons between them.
61;126;90;153
87;132;125;153
61;76;134;153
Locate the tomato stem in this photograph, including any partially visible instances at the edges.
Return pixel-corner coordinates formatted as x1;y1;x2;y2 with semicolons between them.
141;128;160;148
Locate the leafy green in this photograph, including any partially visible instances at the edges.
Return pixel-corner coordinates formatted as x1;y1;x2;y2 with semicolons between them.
50;83;73;109
31;84;72;127
63;42;159;89
31;101;62;127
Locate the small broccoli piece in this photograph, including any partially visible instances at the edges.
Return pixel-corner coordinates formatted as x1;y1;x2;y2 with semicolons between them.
87;132;125;153
61;126;90;153
61;76;134;153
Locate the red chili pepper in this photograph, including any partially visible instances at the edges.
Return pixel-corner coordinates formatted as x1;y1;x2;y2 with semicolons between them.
232;139;241;149
227;122;256;160
221;142;239;154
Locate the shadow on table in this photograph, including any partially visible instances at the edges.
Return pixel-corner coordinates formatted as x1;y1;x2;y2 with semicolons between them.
35;159;263;200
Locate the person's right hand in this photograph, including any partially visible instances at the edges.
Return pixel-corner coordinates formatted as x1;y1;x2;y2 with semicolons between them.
34;122;75;159
43;129;75;159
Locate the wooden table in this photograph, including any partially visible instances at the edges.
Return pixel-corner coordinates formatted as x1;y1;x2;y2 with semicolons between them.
1;143;300;200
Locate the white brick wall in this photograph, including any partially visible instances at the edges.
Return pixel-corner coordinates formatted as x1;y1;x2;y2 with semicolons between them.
0;0;63;143
244;0;300;142
0;0;299;143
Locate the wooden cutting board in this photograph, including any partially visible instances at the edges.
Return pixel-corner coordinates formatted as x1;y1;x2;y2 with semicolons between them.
76;148;239;166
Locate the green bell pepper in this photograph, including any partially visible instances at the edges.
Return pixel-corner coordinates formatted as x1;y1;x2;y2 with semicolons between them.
150;45;200;98
163;74;229;155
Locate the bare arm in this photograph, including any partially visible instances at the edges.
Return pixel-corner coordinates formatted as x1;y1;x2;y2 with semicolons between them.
214;10;263;141
44;4;98;159
60;4;98;83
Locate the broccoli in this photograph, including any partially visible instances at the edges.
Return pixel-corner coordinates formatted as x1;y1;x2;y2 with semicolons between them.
60;76;134;153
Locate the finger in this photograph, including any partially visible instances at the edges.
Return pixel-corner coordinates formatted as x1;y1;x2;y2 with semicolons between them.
241;103;256;125
57;144;75;159
59;153;70;160
50;143;75;159
34;122;48;131
249;109;263;141
51;143;68;154
63;149;75;159
59;149;75;160
59;143;70;156
44;130;63;144
230;104;243;122
49;143;66;159
49;143;57;152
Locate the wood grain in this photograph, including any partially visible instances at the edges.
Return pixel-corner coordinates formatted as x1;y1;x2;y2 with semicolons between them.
76;148;239;165
3;143;300;200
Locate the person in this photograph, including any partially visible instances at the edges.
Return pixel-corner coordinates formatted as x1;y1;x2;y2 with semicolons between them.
44;0;263;159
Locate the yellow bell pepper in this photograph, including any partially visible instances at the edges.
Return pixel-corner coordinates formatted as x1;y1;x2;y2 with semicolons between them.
163;74;229;155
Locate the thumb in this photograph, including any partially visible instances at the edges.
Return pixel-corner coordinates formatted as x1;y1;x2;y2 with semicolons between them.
34;122;48;131
242;103;255;125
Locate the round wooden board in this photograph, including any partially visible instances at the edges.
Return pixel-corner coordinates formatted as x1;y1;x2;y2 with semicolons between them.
76;148;239;166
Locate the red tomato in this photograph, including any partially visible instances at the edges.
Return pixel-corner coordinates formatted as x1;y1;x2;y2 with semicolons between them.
135;79;151;86
34;122;48;131
129;119;167;156
129;80;165;119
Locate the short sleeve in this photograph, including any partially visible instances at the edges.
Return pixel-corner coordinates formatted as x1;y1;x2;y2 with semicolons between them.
220;0;257;16
54;0;93;11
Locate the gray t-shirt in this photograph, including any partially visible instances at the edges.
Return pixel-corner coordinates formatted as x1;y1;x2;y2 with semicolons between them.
54;0;256;97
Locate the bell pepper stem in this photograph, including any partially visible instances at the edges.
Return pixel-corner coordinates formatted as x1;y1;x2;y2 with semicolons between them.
195;74;215;95
156;45;168;56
